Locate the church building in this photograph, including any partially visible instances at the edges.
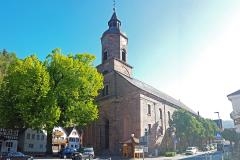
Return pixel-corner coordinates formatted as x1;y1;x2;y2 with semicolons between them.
83;9;196;155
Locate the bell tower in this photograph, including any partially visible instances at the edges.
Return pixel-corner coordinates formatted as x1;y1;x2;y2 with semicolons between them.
97;9;133;77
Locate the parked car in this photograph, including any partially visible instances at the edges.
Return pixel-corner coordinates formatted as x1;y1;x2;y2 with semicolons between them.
217;143;224;152
0;151;33;160
72;147;95;160
185;147;197;155
59;147;77;158
82;147;94;159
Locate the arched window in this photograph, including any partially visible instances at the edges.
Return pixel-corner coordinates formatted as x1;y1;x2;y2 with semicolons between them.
168;111;171;121
102;84;109;97
103;51;108;61
159;108;162;119
121;49;126;62
147;104;151;115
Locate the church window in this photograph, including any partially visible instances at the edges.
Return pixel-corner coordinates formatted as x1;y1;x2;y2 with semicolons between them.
121;49;126;62
105;85;109;95
159;108;162;119
168;111;171;122
147;104;151;115
103;51;108;61
102;84;109;97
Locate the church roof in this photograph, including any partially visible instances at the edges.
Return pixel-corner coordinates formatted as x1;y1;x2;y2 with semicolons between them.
117;72;197;115
227;89;240;97
102;11;127;38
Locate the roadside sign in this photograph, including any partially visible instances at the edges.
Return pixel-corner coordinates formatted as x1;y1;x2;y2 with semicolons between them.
215;132;222;139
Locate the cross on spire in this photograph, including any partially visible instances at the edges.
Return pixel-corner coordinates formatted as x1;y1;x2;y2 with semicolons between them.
113;0;116;12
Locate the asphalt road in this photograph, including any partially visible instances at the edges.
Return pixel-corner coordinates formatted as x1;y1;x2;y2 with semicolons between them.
34;151;232;160
182;151;224;160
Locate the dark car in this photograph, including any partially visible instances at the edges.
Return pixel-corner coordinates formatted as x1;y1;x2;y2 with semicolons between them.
0;151;33;160
59;147;77;158
72;147;95;160
82;147;94;159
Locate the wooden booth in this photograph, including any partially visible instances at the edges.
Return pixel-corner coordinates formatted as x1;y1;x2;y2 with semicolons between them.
120;135;144;158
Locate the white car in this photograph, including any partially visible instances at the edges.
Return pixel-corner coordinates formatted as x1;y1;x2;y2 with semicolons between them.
185;146;197;155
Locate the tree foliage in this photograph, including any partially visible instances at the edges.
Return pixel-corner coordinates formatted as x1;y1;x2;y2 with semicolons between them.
0;49;17;83
0;55;59;129
45;49;103;128
222;128;240;143
0;49;103;131
172;109;219;148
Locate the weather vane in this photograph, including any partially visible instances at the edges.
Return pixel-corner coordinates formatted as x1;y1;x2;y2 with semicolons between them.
113;0;116;12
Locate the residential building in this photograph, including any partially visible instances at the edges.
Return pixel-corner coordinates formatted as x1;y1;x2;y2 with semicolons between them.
227;90;240;133
0;128;18;152
52;126;68;153
52;127;82;153
18;128;47;154
83;10;196;155
65;127;82;149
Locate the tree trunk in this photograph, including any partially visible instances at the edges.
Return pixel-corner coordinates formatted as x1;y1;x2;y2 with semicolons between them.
46;128;53;155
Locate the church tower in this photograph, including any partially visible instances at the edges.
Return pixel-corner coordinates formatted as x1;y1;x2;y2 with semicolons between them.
97;9;133;77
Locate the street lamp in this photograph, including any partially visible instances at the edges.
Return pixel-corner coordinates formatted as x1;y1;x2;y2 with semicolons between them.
214;112;222;129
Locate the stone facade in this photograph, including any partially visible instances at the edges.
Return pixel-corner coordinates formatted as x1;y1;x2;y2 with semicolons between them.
83;11;196;155
228;90;240;133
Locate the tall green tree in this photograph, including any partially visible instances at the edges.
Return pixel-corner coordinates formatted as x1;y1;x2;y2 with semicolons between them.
222;128;239;145
0;55;59;129
45;49;103;127
198;118;219;144
0;49;103;153
172;109;219;150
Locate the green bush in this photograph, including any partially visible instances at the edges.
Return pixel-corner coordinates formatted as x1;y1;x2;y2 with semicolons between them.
165;152;176;157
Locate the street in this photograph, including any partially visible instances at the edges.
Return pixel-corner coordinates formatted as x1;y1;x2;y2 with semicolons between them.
182;151;225;160
34;151;232;160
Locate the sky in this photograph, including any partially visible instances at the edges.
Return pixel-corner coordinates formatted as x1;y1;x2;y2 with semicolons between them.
1;0;240;120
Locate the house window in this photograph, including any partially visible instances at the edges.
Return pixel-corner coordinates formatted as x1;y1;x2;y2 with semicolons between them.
6;142;13;147
32;134;35;140
39;144;43;149
121;49;126;62
159;108;162;119
26;133;30;139
147;104;151;115
103;51;108;61
41;135;44;140
37;134;40;140
29;144;34;148
69;137;75;142
76;138;79;142
148;124;151;134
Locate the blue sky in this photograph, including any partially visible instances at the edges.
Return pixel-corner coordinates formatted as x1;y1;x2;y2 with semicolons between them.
1;0;240;120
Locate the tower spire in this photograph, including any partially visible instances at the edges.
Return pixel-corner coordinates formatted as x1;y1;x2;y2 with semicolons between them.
113;0;116;12
108;0;121;31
